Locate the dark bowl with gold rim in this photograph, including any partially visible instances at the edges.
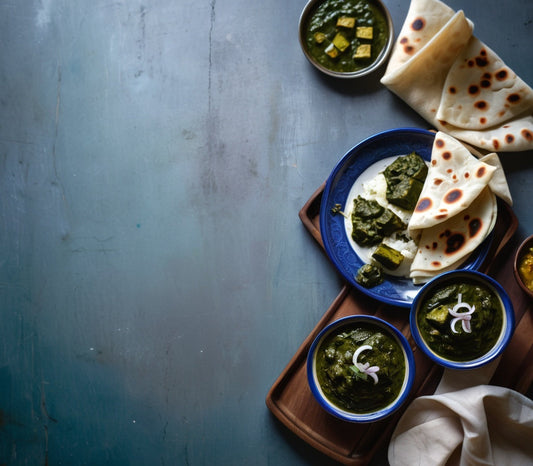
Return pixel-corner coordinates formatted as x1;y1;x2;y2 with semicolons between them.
298;0;394;78
513;234;533;299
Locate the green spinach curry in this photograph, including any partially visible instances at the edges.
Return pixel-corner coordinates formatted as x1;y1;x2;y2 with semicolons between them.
417;280;503;361
315;322;405;413
347;151;427;287
304;0;389;73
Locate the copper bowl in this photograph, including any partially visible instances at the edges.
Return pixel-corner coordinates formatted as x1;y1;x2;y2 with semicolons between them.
513;234;533;299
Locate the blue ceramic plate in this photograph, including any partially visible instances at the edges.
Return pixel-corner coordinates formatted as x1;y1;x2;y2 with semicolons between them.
319;128;494;308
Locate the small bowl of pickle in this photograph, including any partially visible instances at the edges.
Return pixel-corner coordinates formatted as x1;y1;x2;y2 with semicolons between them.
298;0;394;78
514;234;533;299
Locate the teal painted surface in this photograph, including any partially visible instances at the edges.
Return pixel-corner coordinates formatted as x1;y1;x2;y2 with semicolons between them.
1;0;532;464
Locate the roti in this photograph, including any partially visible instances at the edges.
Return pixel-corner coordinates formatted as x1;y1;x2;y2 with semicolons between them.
410;186;497;281
380;0;533;152
408;131;496;234
437;37;533;130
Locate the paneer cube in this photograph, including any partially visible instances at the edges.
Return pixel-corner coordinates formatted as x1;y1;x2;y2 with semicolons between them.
353;44;371;59
332;33;350;52
314;32;326;44
356;26;373;40
336;16;356;28
325;43;339;58
426;305;449;326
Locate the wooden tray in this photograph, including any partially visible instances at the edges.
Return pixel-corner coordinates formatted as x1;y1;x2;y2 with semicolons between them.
266;183;532;465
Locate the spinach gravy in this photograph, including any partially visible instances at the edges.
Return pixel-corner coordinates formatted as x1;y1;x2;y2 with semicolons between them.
417;280;504;361
315;322;405;413
304;0;389;73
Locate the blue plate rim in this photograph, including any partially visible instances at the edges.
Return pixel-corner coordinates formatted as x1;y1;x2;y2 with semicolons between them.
319;127;494;308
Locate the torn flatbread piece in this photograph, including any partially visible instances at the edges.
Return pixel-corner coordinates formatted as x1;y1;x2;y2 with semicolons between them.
408;132;496;233
381;0;533;152
479;152;513;206
385;0;457;71
437;37;533;131
410;186;497;281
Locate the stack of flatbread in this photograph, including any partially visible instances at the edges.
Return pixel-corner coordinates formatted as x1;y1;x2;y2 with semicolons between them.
408;131;511;283
381;0;533;152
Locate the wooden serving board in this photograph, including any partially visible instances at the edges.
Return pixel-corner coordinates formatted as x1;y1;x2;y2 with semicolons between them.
266;183;532;465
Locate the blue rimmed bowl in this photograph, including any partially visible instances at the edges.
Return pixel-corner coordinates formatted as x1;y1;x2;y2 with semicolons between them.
410;270;514;370
307;315;415;422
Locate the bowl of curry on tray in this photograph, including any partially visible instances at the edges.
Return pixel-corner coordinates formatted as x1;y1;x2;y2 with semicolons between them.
307;315;415;422
410;270;514;369
320;128;512;307
298;0;394;78
514;234;533;299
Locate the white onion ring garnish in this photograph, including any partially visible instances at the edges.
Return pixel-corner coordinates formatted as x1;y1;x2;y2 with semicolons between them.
448;293;475;334
352;344;380;384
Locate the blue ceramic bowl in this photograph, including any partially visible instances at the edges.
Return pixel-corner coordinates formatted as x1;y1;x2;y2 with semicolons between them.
307;315;415;422
410;270;514;370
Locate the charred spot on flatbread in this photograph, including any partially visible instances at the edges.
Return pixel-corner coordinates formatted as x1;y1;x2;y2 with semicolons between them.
442;151;452;160
522;129;533;141
505;134;514;144
435;138;445;148
507;93;521;104
495;69;508;81
474;100;488;110
415;197;432;212
445;232;466;255
493;139;500;150
411;17;425;31
468;85;479;96
444;189;462;204
468;218;482;237
476;166;487;178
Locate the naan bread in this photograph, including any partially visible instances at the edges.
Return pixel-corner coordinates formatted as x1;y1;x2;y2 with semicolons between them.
410;186;497;281
408;132;496;233
381;0;533;152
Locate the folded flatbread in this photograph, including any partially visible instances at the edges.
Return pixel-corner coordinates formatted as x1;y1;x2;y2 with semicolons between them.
410;186;497;281
381;0;533;152
408;131;496;233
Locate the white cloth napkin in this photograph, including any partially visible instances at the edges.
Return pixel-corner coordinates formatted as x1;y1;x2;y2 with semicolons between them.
388;359;533;465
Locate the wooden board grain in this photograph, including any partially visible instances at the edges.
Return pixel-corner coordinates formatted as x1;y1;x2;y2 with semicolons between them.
266;184;531;465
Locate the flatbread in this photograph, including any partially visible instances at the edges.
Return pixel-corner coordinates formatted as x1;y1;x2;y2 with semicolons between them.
479;152;513;206
381;10;473;126
437;37;533;130
410;186;497;280
408;132;496;233
380;0;533;152
385;0;457;71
